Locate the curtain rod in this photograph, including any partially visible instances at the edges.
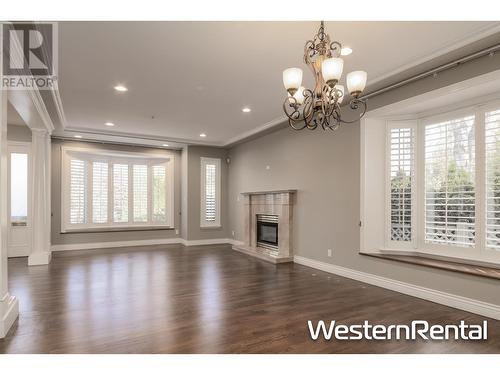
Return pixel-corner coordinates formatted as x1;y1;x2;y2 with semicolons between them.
360;43;500;101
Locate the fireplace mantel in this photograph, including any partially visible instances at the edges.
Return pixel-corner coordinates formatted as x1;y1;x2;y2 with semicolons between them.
232;190;296;264
241;189;297;195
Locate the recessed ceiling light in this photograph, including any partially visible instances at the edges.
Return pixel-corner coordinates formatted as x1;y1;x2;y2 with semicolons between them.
200;133;207;138
242;107;251;113
114;85;128;92
341;47;353;56
104;122;115;127
162;144;169;147
74;135;82;139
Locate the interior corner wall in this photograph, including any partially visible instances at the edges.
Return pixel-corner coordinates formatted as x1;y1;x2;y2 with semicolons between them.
227;53;500;306
50;139;182;246
7;124;31;142
183;145;229;241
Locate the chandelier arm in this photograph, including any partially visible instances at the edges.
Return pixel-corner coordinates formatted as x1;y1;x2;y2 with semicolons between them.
283;21;367;132
329;41;342;58
288;118;308;131
338;99;367;124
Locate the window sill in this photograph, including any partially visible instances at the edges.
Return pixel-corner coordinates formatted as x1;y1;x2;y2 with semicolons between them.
200;225;222;230
61;226;175;234
361;252;500;280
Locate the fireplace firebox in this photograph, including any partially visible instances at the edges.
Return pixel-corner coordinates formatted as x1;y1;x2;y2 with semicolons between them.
257;214;278;250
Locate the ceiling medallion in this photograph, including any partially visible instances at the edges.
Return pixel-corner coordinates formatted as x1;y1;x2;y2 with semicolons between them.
282;21;368;131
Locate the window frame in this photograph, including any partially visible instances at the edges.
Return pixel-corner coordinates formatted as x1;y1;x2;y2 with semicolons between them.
200;157;221;228
384;103;500;266
61;146;174;232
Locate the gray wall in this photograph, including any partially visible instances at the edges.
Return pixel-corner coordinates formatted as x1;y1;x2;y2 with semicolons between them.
7;124;31;142
184;145;229;241
227;53;500;305
51;139;182;245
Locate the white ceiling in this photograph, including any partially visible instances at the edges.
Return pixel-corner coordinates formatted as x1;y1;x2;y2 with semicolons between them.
53;21;500;146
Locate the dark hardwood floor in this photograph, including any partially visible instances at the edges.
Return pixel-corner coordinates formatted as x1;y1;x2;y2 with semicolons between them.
0;244;499;354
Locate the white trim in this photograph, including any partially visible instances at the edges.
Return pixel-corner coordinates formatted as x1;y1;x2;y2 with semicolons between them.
51;238;182;252
294;255;500;321
50;237;237;252
28;251;52;266
0;293;19;339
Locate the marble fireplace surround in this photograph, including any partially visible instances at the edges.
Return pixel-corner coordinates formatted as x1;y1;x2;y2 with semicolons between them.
232;190;296;264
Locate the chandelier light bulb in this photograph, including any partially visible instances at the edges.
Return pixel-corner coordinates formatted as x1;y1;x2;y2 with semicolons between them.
321;57;344;86
283;68;303;94
346;71;367;97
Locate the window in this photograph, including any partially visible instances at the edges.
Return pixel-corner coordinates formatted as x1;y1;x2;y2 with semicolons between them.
377;103;500;265
424;116;475;247
62;147;174;231
200;157;221;227
389;127;414;244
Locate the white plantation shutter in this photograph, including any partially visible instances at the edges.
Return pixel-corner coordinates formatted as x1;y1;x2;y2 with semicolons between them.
92;161;108;224
205;164;216;222
63;148;172;230
70;159;86;224
113;163;129;223
152;165;166;222
201;157;220;226
424;115;476;247
133;164;148;222
389;127;414;242
485;108;500;250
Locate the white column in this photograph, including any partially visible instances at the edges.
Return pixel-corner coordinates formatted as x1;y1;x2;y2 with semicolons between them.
0;89;20;338
28;128;52;266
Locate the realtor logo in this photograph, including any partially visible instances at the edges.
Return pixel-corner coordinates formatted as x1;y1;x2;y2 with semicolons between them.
1;22;58;90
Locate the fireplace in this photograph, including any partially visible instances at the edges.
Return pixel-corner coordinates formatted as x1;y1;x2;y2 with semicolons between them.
232;189;296;264
257;214;278;250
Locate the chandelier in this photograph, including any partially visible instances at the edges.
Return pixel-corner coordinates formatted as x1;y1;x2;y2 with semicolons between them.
282;21;368;131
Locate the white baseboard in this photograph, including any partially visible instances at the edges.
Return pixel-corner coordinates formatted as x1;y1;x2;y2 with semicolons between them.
294;255;500;320
0;293;19;339
51;238;182;252
28;251;52;266
51;238;238;252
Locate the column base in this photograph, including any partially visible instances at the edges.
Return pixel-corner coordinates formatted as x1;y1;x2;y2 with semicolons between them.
28;251;52;266
0;293;19;338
